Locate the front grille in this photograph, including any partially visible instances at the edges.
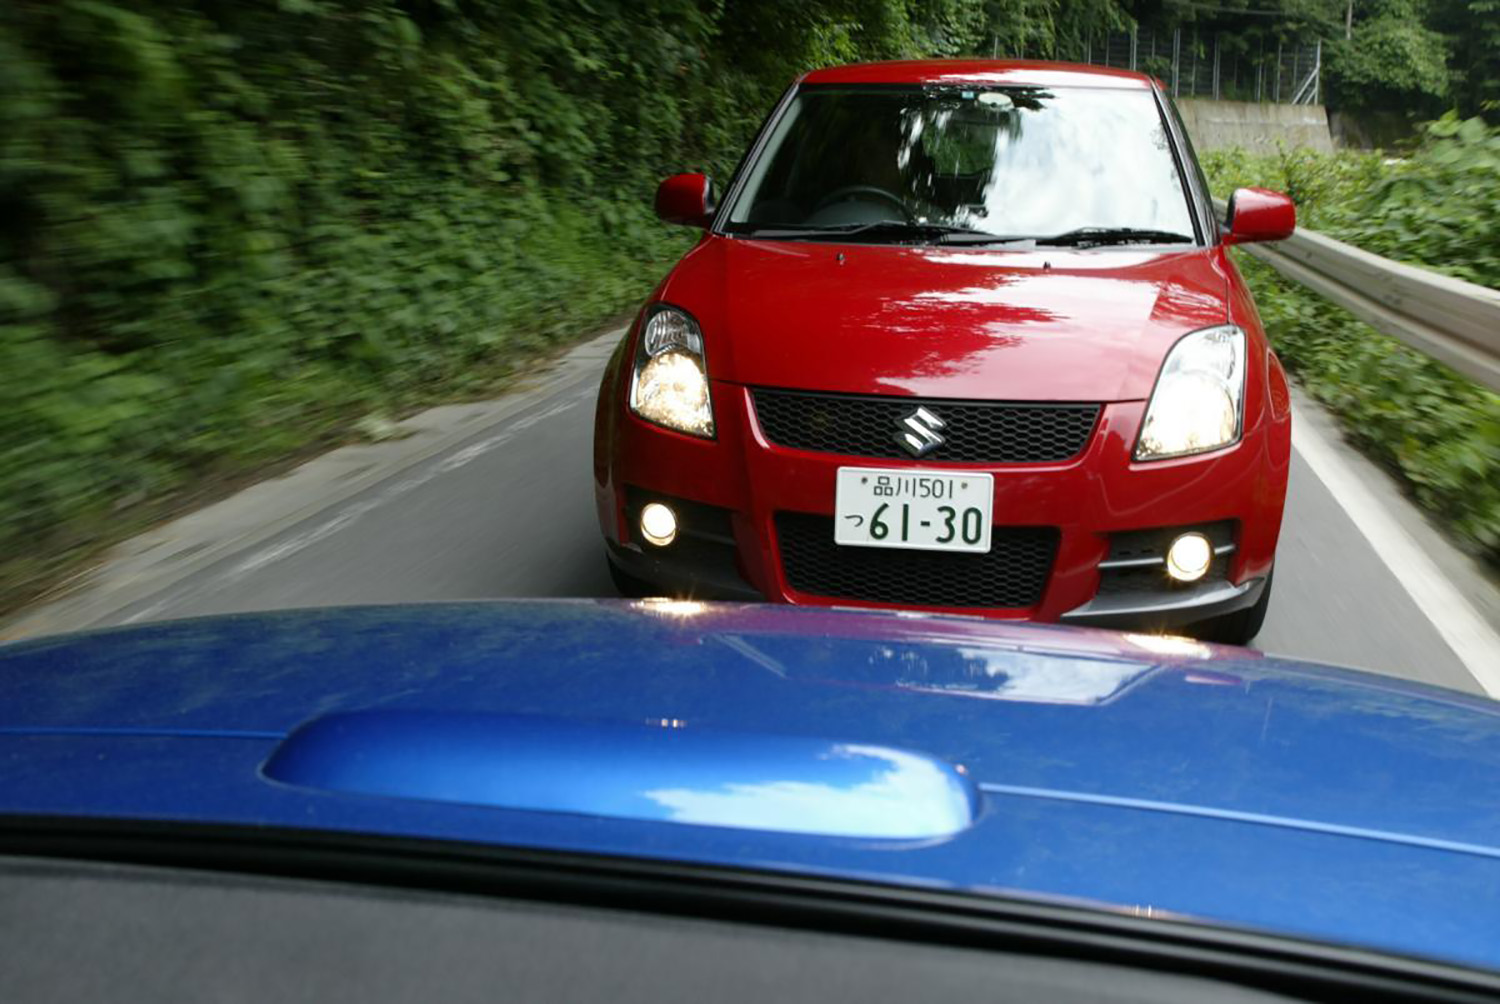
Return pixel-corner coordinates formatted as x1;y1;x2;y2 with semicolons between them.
775;513;1057;608
753;389;1099;463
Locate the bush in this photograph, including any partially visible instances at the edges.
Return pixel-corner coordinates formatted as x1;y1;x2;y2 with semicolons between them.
0;0;1001;609
1201;121;1500;561
1203;116;1500;286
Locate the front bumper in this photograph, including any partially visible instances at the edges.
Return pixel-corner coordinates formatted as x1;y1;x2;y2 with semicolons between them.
1059;575;1267;629
596;379;1289;628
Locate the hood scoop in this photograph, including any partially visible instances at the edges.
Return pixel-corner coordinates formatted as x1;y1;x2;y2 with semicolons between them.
264;710;979;840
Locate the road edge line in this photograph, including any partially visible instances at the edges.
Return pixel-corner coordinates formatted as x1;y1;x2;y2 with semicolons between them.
1291;401;1500;698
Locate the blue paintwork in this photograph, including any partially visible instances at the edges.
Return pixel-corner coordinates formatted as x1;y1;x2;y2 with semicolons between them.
2;600;1500;970
264;709;980;839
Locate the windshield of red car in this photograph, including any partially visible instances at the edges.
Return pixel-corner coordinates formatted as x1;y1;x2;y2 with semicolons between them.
725;84;1197;242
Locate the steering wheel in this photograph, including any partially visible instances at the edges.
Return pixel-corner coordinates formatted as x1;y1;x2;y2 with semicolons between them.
812;185;912;220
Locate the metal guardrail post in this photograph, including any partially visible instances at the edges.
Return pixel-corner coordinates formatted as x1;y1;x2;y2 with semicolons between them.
1213;199;1500;393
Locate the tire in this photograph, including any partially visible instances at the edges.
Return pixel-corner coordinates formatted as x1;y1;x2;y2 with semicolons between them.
606;557;654;598
1198;571;1274;646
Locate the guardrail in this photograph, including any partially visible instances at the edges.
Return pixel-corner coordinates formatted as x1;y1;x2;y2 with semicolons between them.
1212;198;1500;394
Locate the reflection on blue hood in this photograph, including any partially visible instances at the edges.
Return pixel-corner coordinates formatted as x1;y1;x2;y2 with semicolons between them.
263;709;981;840
2;599;1500;971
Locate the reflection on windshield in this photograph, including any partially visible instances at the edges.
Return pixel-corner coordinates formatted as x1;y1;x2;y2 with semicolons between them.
729;85;1194;241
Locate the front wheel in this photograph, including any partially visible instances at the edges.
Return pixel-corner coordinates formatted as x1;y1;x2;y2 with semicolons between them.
1198;571;1274;646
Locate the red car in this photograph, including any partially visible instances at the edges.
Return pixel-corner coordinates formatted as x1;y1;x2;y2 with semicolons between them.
593;60;1295;644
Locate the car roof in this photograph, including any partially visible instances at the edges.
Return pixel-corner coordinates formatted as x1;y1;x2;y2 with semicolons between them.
800;59;1157;89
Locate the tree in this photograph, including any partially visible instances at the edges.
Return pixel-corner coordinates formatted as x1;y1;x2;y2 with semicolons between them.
1324;0;1453;116
1429;0;1500;117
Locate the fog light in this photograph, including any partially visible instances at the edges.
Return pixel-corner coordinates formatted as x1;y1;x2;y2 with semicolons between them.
1165;532;1212;583
639;502;678;547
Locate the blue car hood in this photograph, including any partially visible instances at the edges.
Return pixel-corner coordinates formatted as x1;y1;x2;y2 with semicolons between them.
2;600;1499;970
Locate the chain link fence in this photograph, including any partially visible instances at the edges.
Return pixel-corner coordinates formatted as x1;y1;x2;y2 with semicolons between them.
1047;29;1322;104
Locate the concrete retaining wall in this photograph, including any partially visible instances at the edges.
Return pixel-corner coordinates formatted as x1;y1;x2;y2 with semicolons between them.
1178;99;1334;153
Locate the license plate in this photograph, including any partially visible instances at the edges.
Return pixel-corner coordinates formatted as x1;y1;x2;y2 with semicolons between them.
834;468;994;553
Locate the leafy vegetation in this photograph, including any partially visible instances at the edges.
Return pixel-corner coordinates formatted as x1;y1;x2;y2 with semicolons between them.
1109;0;1500;124
1202;119;1500;559
2;0;1497;612
1433;0;1500;117
4;0;1032;610
1324;0;1455;118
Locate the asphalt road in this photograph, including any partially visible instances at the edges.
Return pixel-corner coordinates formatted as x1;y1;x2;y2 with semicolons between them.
73;330;1497;698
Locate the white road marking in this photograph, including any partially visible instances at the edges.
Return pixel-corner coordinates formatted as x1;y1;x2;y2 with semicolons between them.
1292;412;1500;698
120;385;595;623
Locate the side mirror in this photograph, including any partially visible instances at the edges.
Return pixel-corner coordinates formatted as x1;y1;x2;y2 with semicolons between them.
1223;187;1295;245
655;173;715;228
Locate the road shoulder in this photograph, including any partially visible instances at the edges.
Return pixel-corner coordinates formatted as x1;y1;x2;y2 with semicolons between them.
1267;385;1500;696
1;329;625;641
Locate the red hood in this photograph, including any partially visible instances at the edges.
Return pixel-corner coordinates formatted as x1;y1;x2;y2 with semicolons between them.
659;237;1230;402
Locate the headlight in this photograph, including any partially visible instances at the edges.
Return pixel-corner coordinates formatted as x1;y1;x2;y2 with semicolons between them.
1135;325;1246;461
629;305;714;438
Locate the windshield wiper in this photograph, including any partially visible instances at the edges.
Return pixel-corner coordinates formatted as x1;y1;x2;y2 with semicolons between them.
742;221;1000;244
1032;227;1195;248
934;231;1033;247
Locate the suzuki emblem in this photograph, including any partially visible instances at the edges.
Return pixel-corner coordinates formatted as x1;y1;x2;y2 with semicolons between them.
895;406;946;458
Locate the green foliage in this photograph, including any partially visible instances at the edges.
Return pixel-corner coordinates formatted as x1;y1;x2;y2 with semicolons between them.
1202;124;1500;560
1131;0;1497;123
1324;0;1453;116
20;0;1491;612
1430;0;1500;119
1236;257;1500;555
976;0;1132;59
1335;114;1500;284
4;0;1006;608
1203;115;1500;284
